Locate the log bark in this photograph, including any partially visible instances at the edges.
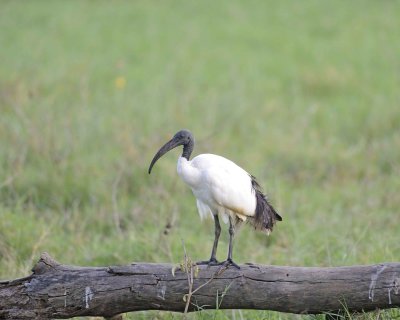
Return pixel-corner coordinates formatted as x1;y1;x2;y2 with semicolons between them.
0;253;399;319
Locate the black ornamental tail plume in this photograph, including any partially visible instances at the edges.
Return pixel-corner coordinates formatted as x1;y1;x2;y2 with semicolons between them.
250;175;282;234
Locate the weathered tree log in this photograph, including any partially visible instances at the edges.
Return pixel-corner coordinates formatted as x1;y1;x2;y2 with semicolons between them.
0;253;399;319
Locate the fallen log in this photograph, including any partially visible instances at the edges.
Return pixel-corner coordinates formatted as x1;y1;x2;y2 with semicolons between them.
0;253;399;319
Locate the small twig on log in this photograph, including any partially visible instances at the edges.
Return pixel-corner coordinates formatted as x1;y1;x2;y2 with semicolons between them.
180;239;218;316
180;239;195;315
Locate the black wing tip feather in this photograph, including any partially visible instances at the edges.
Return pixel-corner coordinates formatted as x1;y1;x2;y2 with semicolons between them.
250;175;282;232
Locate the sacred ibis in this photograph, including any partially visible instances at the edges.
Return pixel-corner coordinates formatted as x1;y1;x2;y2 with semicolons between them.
148;129;282;268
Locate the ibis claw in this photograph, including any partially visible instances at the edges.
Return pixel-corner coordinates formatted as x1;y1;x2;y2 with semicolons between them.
219;259;240;270
196;258;219;267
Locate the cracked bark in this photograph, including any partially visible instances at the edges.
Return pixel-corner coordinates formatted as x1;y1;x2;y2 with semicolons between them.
0;253;399;319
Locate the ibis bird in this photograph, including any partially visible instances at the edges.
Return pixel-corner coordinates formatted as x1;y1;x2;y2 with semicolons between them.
148;129;282;268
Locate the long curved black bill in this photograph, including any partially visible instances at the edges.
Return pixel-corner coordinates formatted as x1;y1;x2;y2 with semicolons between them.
148;138;181;174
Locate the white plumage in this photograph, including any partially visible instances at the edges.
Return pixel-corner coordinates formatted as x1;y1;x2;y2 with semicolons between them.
177;154;256;223
148;129;281;268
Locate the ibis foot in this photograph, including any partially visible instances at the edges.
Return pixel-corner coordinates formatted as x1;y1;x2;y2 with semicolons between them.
196;258;219;267
218;258;240;270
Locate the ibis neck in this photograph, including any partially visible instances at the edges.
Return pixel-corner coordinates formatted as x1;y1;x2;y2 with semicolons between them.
182;141;194;160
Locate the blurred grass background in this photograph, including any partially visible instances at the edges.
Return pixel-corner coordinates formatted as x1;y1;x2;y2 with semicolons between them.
1;1;399;319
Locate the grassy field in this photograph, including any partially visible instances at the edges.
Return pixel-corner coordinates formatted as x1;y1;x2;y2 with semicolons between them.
1;1;400;319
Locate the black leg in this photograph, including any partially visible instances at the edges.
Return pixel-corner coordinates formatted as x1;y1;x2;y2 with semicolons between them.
210;214;221;261
219;216;240;269
196;214;221;266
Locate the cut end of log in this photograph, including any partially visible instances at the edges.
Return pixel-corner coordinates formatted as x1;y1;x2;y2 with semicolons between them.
32;252;60;275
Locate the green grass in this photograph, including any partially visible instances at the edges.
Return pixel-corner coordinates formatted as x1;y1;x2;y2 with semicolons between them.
1;1;400;319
